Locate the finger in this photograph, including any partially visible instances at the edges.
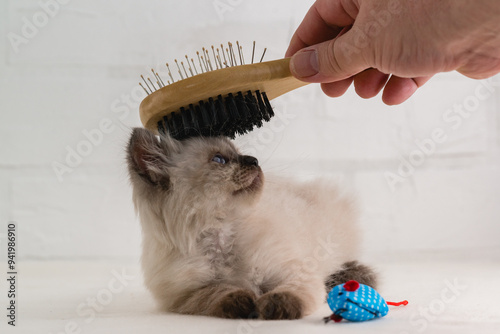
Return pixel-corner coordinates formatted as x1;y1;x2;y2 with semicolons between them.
286;0;358;57
457;56;500;79
382;76;433;105
353;69;390;98
289;27;371;82
285;6;342;58
321;77;354;97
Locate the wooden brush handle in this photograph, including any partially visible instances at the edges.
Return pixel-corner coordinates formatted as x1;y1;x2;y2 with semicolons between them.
140;58;309;132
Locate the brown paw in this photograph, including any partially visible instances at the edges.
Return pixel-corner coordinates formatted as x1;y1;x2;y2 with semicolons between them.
211;289;257;319
256;291;303;320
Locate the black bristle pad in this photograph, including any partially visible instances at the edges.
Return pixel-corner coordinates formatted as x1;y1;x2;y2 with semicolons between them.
198;101;211;131
255;90;270;122
234;92;250;135
235;92;250;120
158;117;167;135
261;91;274;118
227;93;240;135
245;91;262;129
225;93;239;121
159;90;275;140
216;95;230;136
180;107;192;139
169;112;180;138
196;104;209;136
188;104;200;136
207;97;219;127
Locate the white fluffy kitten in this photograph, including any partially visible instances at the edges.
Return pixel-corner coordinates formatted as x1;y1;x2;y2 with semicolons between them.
127;128;376;320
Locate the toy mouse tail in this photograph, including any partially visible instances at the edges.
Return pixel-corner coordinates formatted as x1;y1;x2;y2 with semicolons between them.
387;300;409;306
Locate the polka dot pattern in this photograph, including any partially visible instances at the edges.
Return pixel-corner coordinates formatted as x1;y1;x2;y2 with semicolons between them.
327;281;389;322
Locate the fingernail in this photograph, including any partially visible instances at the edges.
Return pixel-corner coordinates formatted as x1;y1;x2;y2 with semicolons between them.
290;49;319;78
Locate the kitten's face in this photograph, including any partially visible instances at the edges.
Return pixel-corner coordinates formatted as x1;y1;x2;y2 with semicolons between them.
127;128;263;216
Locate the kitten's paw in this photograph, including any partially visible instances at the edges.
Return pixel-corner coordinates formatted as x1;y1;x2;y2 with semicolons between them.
256;291;303;320
212;289;258;319
326;261;378;291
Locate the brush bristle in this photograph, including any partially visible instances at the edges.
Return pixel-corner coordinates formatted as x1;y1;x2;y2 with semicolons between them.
157;90;274;140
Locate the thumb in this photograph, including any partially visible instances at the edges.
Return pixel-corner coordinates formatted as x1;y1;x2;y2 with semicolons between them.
289;28;371;83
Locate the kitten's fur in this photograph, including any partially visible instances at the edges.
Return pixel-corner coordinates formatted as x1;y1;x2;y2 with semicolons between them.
127;128;376;320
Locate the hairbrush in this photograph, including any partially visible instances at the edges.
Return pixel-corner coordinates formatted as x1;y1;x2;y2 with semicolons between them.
138;41;308;140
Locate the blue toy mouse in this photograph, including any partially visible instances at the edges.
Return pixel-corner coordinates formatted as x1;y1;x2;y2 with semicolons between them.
324;280;408;323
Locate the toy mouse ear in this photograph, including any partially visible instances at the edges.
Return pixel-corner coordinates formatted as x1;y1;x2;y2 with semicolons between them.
343;280;360;292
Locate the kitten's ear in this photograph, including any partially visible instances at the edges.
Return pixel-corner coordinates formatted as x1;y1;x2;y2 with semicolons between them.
127;128;178;188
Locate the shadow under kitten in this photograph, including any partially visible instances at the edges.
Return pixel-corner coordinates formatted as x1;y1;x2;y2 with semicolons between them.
127;128;377;320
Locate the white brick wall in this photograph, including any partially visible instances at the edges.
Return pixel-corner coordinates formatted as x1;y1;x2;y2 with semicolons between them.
1;0;499;261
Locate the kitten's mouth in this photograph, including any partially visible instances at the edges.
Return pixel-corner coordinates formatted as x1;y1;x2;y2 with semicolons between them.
233;170;263;196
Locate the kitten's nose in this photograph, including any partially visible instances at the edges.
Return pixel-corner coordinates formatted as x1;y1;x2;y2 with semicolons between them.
240;155;259;167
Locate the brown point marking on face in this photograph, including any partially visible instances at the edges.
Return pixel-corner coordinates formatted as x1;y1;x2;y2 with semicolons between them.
231;155;263;195
128;130;265;211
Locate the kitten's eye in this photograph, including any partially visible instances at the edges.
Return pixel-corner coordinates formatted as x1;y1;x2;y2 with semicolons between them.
211;154;226;164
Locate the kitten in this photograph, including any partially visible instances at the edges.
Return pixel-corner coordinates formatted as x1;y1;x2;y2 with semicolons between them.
127;128;376;320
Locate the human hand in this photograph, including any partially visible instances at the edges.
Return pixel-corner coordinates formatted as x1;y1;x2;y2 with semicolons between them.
286;0;500;105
